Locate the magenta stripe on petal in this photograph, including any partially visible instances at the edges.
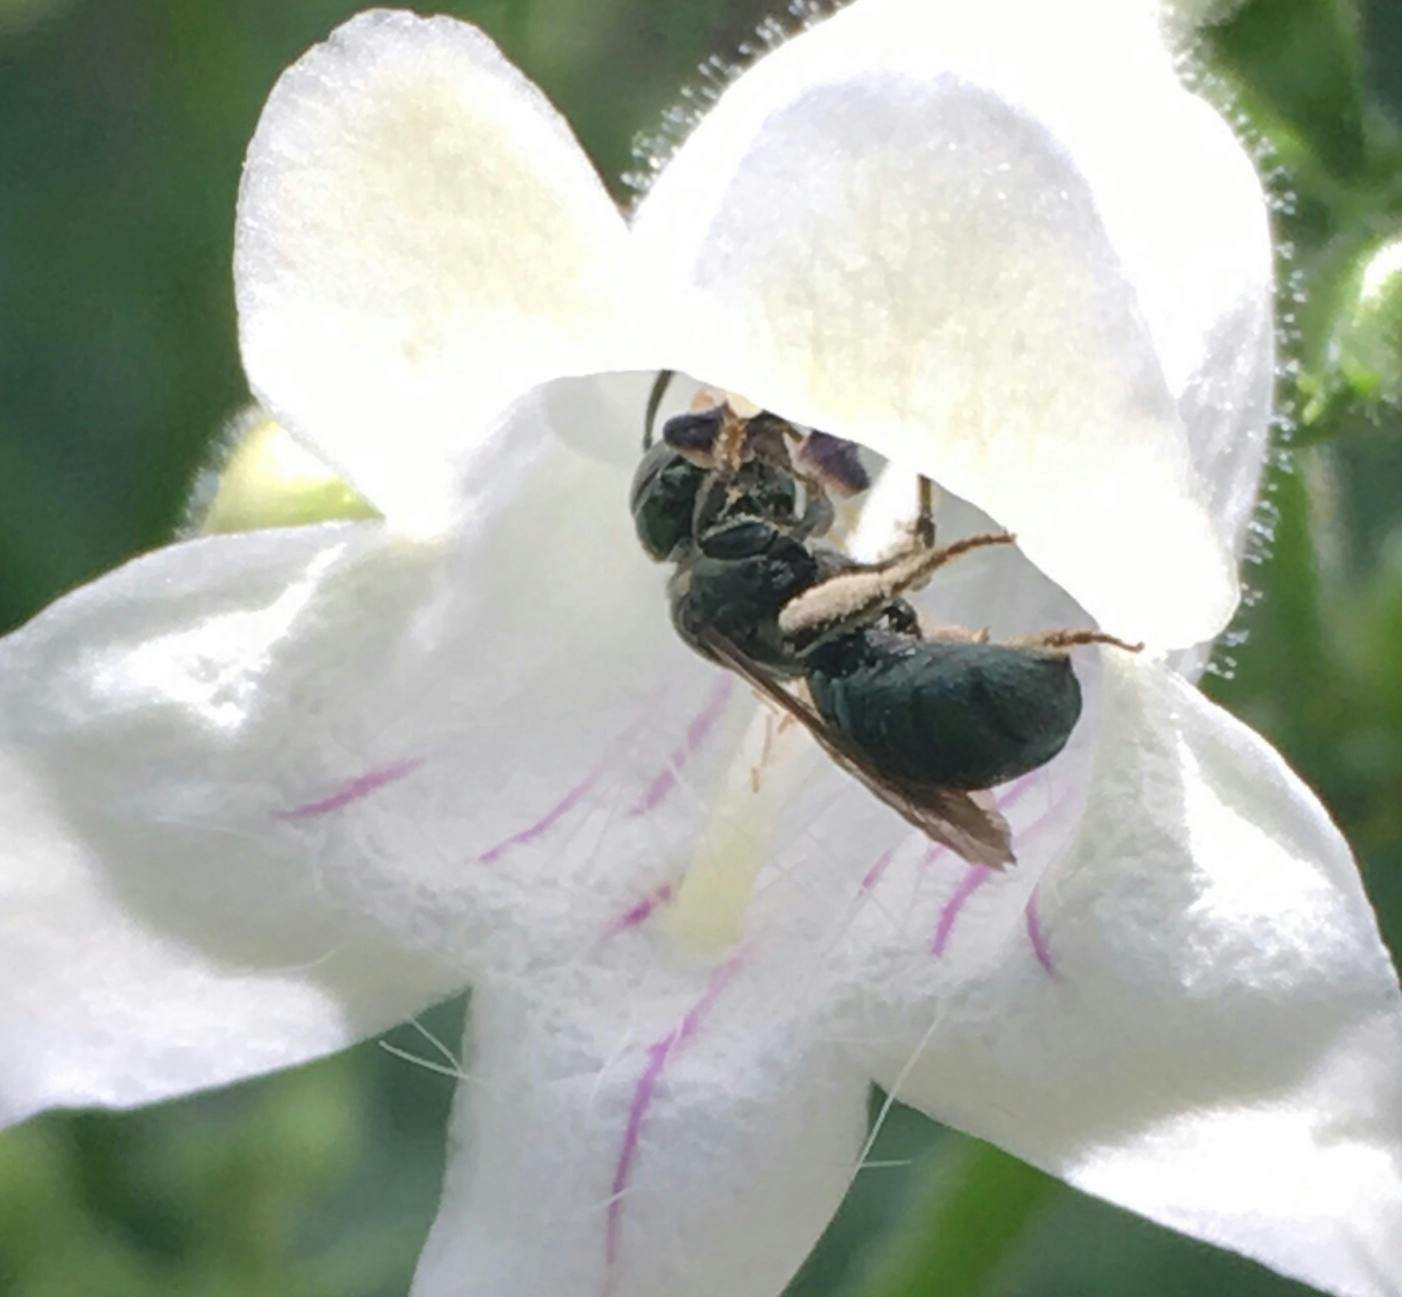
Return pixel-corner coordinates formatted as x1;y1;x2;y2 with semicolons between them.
860;845;898;892
930;866;993;956
278;757;424;819
626;677;734;817
604;884;676;939
606;956;743;1272
607;1043;668;1273
1025;889;1057;977
478;756;612;864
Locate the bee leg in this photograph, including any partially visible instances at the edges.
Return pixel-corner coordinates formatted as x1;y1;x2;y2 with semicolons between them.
751;711;776;792
779;531;1017;650
748;695;802;792
927;623;992;644
878;473;937;555
794;477;835;539
864;529;1017;601
914;474;937;549
1014;629;1145;654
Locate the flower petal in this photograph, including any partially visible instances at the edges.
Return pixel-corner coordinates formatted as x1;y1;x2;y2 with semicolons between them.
844;654;1402;1297
412;965;868;1297
0;525;455;1125
1070;73;1274;560
236;10;641;532
636;0;1269;647
0;397;750;1122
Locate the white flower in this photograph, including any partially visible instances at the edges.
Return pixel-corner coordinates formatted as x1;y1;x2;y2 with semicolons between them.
2;3;1400;1296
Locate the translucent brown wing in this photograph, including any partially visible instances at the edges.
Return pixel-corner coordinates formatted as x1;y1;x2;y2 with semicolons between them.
699;631;1016;869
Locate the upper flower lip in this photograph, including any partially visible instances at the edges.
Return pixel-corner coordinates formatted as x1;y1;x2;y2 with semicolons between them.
234;9;643;537
235;1;1273;652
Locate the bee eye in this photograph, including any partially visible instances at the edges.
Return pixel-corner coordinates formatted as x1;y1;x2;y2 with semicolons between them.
630;443;704;560
796;430;870;496
662;408;724;456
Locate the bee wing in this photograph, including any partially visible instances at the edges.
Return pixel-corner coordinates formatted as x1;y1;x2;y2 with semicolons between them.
699;632;1016;870
906;786;1016;871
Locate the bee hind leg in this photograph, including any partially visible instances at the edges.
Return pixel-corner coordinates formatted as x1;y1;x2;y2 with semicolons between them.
1013;629;1144;654
778;530;1015;650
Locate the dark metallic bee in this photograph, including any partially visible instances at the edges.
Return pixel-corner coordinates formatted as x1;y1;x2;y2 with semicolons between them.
630;375;1138;867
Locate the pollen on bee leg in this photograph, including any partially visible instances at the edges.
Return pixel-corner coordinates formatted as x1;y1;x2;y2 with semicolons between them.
925;622;991;644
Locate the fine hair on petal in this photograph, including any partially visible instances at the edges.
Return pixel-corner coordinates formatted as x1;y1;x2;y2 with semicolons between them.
1181;63;1306;684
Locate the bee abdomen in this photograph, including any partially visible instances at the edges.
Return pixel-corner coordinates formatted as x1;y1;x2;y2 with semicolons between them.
807;633;1082;790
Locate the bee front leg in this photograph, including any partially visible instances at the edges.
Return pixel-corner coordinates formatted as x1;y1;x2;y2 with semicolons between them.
914;474;937;549
854;473;938;564
642;369;675;450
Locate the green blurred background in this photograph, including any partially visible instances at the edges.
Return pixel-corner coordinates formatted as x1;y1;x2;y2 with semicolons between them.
1;0;1400;1293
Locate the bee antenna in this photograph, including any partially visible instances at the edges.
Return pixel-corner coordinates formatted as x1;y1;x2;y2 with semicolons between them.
643;369;675;450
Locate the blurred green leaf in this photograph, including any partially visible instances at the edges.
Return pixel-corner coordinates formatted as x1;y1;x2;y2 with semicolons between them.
842;1138;1056;1297
1333;232;1402;397
1294;228;1402;437
0;0;78;37
1209;0;1366;181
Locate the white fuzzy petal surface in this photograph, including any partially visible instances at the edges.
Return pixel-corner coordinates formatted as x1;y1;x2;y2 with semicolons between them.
636;0;1274;648
0;526;454;1123
844;654;1402;1297
412;965;868;1297
236;10;642;531
0;393;749;1123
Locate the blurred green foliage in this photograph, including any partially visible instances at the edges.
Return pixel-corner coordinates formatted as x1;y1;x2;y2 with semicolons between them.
0;0;1399;1294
